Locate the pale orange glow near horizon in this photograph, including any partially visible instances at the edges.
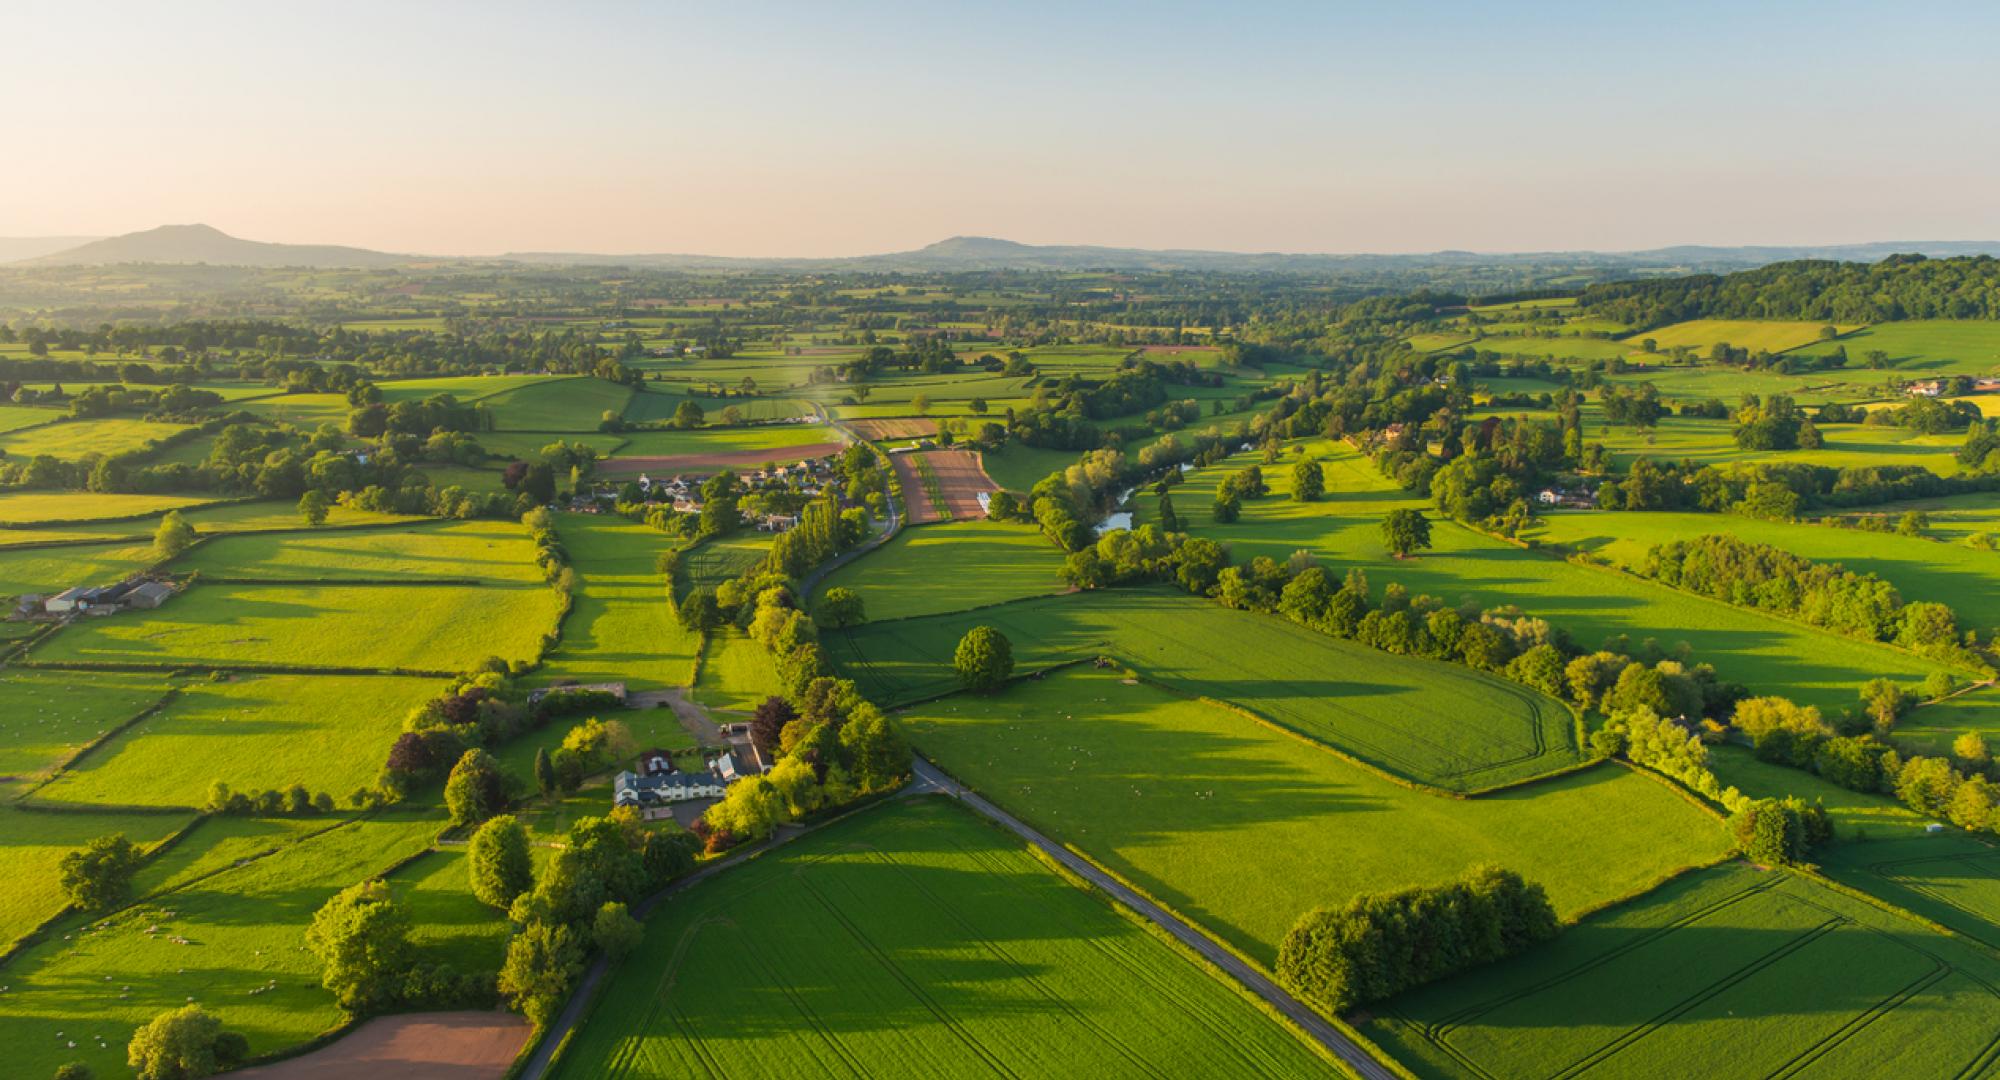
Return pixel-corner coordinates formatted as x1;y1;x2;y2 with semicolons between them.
7;2;1999;257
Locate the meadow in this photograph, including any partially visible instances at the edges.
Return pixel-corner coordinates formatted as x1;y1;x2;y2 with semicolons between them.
622;386;810;423
0;418;192;460
480;376;634;431
0;540;158;601
1366;863;2000;1080
0;668;167;784
0;404;62;434
1793;319;2000;376
1636;318;1858;355
546;797;1340;1080
1530;510;2000;634
974;442;1078;492
1892;688;2000;758
814;519;1066;621
34;674;444;808
0;805;191;950
0;491;226;525
609;423;839;461
895;668;1728;964
692;628;783;712
679;530;773;598
170;519;544;584
833;588;1581;792
28;580;563;673
0;812;506;1080
532;513;700;691
1134;443;1955;709
1589;413;1961;475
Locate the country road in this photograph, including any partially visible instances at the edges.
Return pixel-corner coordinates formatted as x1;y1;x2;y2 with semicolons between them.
909;758;1401;1080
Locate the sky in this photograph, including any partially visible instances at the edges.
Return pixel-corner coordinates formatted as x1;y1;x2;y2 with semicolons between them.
8;1;2000;256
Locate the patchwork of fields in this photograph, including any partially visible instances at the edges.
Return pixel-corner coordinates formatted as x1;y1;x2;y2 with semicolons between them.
832;588;1582;791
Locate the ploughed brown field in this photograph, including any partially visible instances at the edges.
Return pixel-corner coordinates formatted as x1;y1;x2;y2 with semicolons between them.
893;449;998;523
847;417;939;440
231;1011;531;1080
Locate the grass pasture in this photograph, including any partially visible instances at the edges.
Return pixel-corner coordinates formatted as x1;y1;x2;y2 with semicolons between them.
1637;319;1860;355
609;423;839;461
29;580;563;673
1530;510;2000;636
0;539;158;602
170;518;543;584
815;519;1066;621
546;796;1339;1080
480;376;634;431
1134;442;1954;709
896;668;1728;963
533;512;699;691
679;530;773;598
1793;319;2000;376
0;491;224;525
1367;863;2000;1080
0;805;191;950
0;812;502;1080
0;669;167;783
693;628;783;711
35;675;444;808
622;387;811;423
832;588;1581;791
0;418;192;460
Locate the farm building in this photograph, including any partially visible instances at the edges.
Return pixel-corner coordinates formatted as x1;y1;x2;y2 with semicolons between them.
42;578;175;615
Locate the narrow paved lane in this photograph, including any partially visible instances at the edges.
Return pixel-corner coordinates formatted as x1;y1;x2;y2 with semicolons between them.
910;758;1400;1080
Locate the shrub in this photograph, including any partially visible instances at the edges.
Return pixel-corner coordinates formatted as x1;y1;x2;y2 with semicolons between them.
469;815;535;910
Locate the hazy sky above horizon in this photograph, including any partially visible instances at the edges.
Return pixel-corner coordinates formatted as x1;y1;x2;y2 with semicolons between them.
11;1;1999;256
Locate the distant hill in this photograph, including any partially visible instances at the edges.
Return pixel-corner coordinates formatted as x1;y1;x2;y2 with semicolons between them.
25;224;410;268
0;236;104;263
502;235;2000;274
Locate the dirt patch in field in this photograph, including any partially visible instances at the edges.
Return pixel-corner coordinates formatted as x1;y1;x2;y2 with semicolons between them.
599;441;846;476
232;1011;530;1080
1142;345;1220;358
891;449;999;524
847;417;939;440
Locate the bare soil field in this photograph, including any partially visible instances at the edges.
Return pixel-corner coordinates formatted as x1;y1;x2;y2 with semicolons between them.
892;449;998;523
598;441;845;476
847;416;938;440
232;1011;530;1080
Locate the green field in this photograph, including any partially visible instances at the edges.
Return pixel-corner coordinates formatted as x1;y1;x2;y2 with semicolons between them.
0;812;504;1080
1793;319;2000;376
1638;319;1860;355
0;669;168;783
976;442;1079;492
533;512;700;691
622;386;810;423
897;668;1727;963
693;628;783;711
1134;443;1953;709
547;797;1339;1080
1367;863;2000;1080
1889;687;2000;758
679;530;773;598
0;404;63;434
815;520;1067;621
481;376;634;431
35;674;444;807
606;423;840;462
0;418;192;460
1531;509;2000;635
29;580;563;672
0;805;191;950
171;519;543;584
0;492;225;525
1590;412;1960;474
0;539;157;601
834;588;1580;791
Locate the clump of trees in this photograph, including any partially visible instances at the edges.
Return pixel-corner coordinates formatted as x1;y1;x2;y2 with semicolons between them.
203;782;336;817
1638;534;1978;662
59;834;142;912
127;1004;248;1080
1277;866;1559;1013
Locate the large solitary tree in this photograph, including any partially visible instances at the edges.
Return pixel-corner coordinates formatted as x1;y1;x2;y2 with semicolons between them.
469;815;536;909
1291;459;1325;502
954;626;1014;692
1380;508;1433;558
